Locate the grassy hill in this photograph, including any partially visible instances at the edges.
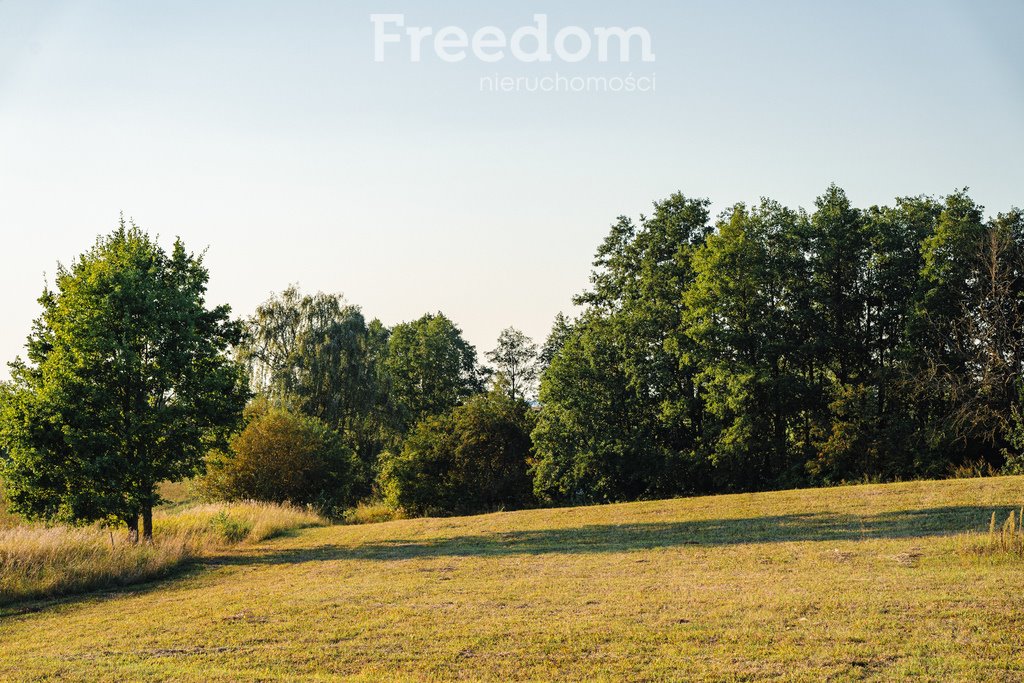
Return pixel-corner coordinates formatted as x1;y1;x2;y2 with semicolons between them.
2;477;1023;681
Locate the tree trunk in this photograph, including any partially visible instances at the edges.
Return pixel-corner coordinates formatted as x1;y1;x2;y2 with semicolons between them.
127;516;140;544
142;504;153;542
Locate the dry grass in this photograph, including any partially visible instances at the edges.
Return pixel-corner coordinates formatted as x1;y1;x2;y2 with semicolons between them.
342;499;407;525
0;526;191;606
0;502;326;607
964;507;1024;557
1;477;1024;680
155;501;327;544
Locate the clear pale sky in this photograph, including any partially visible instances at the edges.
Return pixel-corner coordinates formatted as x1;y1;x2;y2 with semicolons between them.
1;1;1022;378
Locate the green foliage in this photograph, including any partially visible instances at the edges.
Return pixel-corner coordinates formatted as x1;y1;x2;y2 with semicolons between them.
531;315;671;504
8;186;1020;523
209;510;253;543
538;312;573;372
378;382;535;516
202;403;358;515
239;287;393;492
237;296;488;508
1003;383;1024;474
534;186;1024;503
384;312;485;431
486;327;539;400
0;220;247;533
683;199;813;490
533;193;713;504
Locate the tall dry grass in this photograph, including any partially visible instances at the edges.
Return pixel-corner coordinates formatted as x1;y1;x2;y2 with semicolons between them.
0;501;326;606
342;500;407;525
0;526;191;605
155;501;327;544
961;507;1024;559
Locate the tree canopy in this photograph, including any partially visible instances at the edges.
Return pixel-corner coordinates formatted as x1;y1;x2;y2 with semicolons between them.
0;221;247;538
4;186;1023;522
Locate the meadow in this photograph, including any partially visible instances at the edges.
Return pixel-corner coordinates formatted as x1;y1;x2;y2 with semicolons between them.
0;496;326;607
0;476;1021;680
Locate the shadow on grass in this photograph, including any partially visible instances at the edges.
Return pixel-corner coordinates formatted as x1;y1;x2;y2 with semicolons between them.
4;504;1015;614
0;559;209;618
211;504;1020;567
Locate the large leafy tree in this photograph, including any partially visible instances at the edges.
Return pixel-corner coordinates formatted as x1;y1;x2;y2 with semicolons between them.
0;221;247;539
807;196;938;481
532;193;712;502
384;313;485;430
933;208;1024;456
907;191;991;466
683;200;813;490
531;314;666;503
808;185;869;386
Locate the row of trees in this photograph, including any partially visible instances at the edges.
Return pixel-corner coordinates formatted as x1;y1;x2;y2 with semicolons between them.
2;186;1023;533
209;286;538;515
534;186;1024;503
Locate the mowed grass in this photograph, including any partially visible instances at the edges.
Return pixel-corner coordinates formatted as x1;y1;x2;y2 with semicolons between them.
2;477;1024;681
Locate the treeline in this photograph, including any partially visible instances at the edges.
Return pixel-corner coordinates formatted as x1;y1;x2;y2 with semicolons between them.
213;185;1024;515
3;186;1024;530
535;186;1024;502
205;288;535;516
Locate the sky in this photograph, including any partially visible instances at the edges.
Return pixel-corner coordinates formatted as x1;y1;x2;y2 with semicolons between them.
1;0;1023;377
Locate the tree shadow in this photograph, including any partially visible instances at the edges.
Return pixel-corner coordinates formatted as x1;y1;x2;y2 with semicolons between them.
0;561;209;618
211;504;1018;567
3;504;1013;615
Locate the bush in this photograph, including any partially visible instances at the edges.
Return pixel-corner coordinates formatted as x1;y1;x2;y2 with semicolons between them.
0;485;17;530
202;403;358;516
378;386;535;516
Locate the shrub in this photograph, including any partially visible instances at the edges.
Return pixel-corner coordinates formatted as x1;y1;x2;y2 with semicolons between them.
378;385;535;516
202;403;358;516
0;485;17;530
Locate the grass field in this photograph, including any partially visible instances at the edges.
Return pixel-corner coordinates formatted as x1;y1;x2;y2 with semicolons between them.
1;477;1023;681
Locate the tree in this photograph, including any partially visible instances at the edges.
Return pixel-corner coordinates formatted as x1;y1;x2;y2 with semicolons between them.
531;315;666;503
534;193;714;503
808;185;869;385
683;200;813;490
1005;381;1024;473
909;190;991;466
378;380;535;516
538;312;573;372
202;401;357;514
486;327;540;400
240;287;393;489
384;313;484;430
936;209;1024;456
0;221;247;540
